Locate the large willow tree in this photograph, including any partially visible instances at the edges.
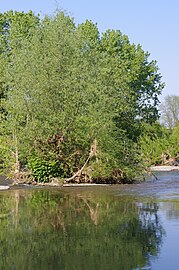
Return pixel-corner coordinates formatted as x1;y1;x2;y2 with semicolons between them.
0;11;164;182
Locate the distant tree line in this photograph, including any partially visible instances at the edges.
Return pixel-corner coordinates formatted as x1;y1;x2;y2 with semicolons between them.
160;95;179;128
140;95;179;167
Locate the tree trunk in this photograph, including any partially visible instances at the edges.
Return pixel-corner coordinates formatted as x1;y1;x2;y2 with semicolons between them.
13;134;20;179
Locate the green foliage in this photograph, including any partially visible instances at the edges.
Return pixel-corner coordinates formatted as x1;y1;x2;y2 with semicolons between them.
28;157;61;182
167;125;179;157
0;10;164;182
0;135;15;174
139;123;179;166
140;134;168;166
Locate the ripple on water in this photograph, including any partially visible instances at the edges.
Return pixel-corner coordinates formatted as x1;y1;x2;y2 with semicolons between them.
113;171;179;201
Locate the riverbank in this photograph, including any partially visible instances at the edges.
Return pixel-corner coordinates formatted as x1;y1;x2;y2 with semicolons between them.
1;166;178;190
150;165;179;171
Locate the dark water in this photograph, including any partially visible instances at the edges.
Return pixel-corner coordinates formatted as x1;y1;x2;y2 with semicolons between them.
0;172;179;270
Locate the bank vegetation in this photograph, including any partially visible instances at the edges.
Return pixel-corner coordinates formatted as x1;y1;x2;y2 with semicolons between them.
0;10;169;184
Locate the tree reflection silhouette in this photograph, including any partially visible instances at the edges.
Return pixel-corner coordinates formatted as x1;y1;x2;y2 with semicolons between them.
0;189;164;270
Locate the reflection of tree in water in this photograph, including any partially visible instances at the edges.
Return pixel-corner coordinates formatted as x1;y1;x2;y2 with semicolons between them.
82;198;99;225
0;189;164;270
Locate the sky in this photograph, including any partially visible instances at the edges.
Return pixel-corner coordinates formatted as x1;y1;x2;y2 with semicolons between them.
0;0;179;101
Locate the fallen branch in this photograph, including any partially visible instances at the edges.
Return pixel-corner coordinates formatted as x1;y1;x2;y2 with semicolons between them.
65;155;91;182
65;139;97;182
144;166;159;181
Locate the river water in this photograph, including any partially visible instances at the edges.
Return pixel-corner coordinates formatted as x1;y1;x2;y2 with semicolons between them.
0;171;179;270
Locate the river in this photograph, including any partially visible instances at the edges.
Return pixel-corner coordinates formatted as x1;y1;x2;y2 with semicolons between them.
0;171;179;269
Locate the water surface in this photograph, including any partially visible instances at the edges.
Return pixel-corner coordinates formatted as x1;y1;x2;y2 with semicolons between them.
0;171;179;269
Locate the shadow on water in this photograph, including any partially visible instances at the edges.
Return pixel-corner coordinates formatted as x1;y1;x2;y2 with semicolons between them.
0;185;165;270
0;176;13;186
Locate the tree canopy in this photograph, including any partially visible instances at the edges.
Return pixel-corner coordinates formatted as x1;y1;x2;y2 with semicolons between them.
0;10;164;183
